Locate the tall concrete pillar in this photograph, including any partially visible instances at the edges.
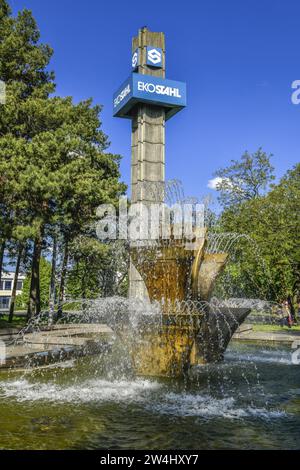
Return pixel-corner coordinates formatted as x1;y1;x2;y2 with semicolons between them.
113;27;186;300
131;106;165;204
131;28;166;205
129;28;166;299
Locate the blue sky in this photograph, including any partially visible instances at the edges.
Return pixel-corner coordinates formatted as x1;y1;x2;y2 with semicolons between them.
11;0;300;206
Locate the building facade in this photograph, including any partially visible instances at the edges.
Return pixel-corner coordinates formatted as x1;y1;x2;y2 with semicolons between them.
0;272;25;312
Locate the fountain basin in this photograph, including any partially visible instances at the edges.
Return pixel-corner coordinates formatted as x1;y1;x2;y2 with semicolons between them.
122;306;250;377
129;235;250;376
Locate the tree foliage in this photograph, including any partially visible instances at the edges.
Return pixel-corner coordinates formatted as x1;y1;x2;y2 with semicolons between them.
215;156;300;303
0;1;126;320
16;257;51;310
214;148;275;208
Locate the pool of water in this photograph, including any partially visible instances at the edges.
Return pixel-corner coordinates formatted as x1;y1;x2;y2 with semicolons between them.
0;342;299;449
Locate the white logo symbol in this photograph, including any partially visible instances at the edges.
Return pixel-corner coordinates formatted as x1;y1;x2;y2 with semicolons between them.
132;51;138;68
147;48;161;65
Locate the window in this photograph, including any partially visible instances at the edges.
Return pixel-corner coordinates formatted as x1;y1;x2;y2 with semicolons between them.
0;297;10;309
0;279;23;291
4;280;12;291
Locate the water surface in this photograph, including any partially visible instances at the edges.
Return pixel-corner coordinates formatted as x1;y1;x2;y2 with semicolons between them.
0;342;299;449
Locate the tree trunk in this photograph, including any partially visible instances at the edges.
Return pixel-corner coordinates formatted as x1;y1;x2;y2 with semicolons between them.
292;275;300;322
288;294;296;323
0;240;5;283
57;240;69;319
27;230;44;321
48;234;57;324
8;244;23;323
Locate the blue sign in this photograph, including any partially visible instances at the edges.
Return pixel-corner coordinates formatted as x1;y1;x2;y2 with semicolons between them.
132;48;139;70
113;73;186;120
113;76;133;115
146;46;162;68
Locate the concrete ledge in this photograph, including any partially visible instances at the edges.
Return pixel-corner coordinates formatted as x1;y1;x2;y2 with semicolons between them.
0;323;114;370
0;327;22;336
234;324;253;334
233;328;300;344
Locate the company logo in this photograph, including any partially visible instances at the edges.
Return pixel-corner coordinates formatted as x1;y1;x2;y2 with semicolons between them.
113;73;186;119
114;84;131;108
132;48;139;69
137;80;181;98
148;48;161;64
146;46;162;67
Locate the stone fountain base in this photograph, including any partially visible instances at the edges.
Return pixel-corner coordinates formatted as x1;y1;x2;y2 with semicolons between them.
126;306;250;378
128;234;251;377
131;315;200;377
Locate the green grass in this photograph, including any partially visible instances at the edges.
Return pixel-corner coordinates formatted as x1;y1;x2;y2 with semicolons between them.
253;323;300;332
0;314;27;329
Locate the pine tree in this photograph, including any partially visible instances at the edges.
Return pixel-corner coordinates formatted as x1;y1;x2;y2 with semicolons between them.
0;2;126;321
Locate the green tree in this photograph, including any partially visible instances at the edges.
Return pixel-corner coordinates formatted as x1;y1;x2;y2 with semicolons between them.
67;238;129;300
0;96;126;319
67;237;111;300
216;162;300;304
16;257;51;311
0;0;55;315
214;148;275;208
0;1;126;321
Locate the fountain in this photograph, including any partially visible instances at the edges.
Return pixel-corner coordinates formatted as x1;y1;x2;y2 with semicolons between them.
1;27;299;453
112;28;250;377
128;227;250;377
0;29;251;378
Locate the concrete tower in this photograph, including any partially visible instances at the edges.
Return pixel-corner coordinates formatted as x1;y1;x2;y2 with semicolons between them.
131;27;165;205
113;27;186;298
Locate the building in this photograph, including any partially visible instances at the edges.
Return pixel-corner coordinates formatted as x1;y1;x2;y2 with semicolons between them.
0;272;25;312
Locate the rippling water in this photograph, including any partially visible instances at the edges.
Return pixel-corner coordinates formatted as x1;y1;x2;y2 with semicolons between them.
0;342;299;449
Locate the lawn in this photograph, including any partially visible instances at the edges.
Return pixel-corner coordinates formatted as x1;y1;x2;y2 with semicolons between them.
0;314;27;329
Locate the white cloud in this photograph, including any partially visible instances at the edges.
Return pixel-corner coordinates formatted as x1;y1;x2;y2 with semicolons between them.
207;177;238;191
207;177;223;190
